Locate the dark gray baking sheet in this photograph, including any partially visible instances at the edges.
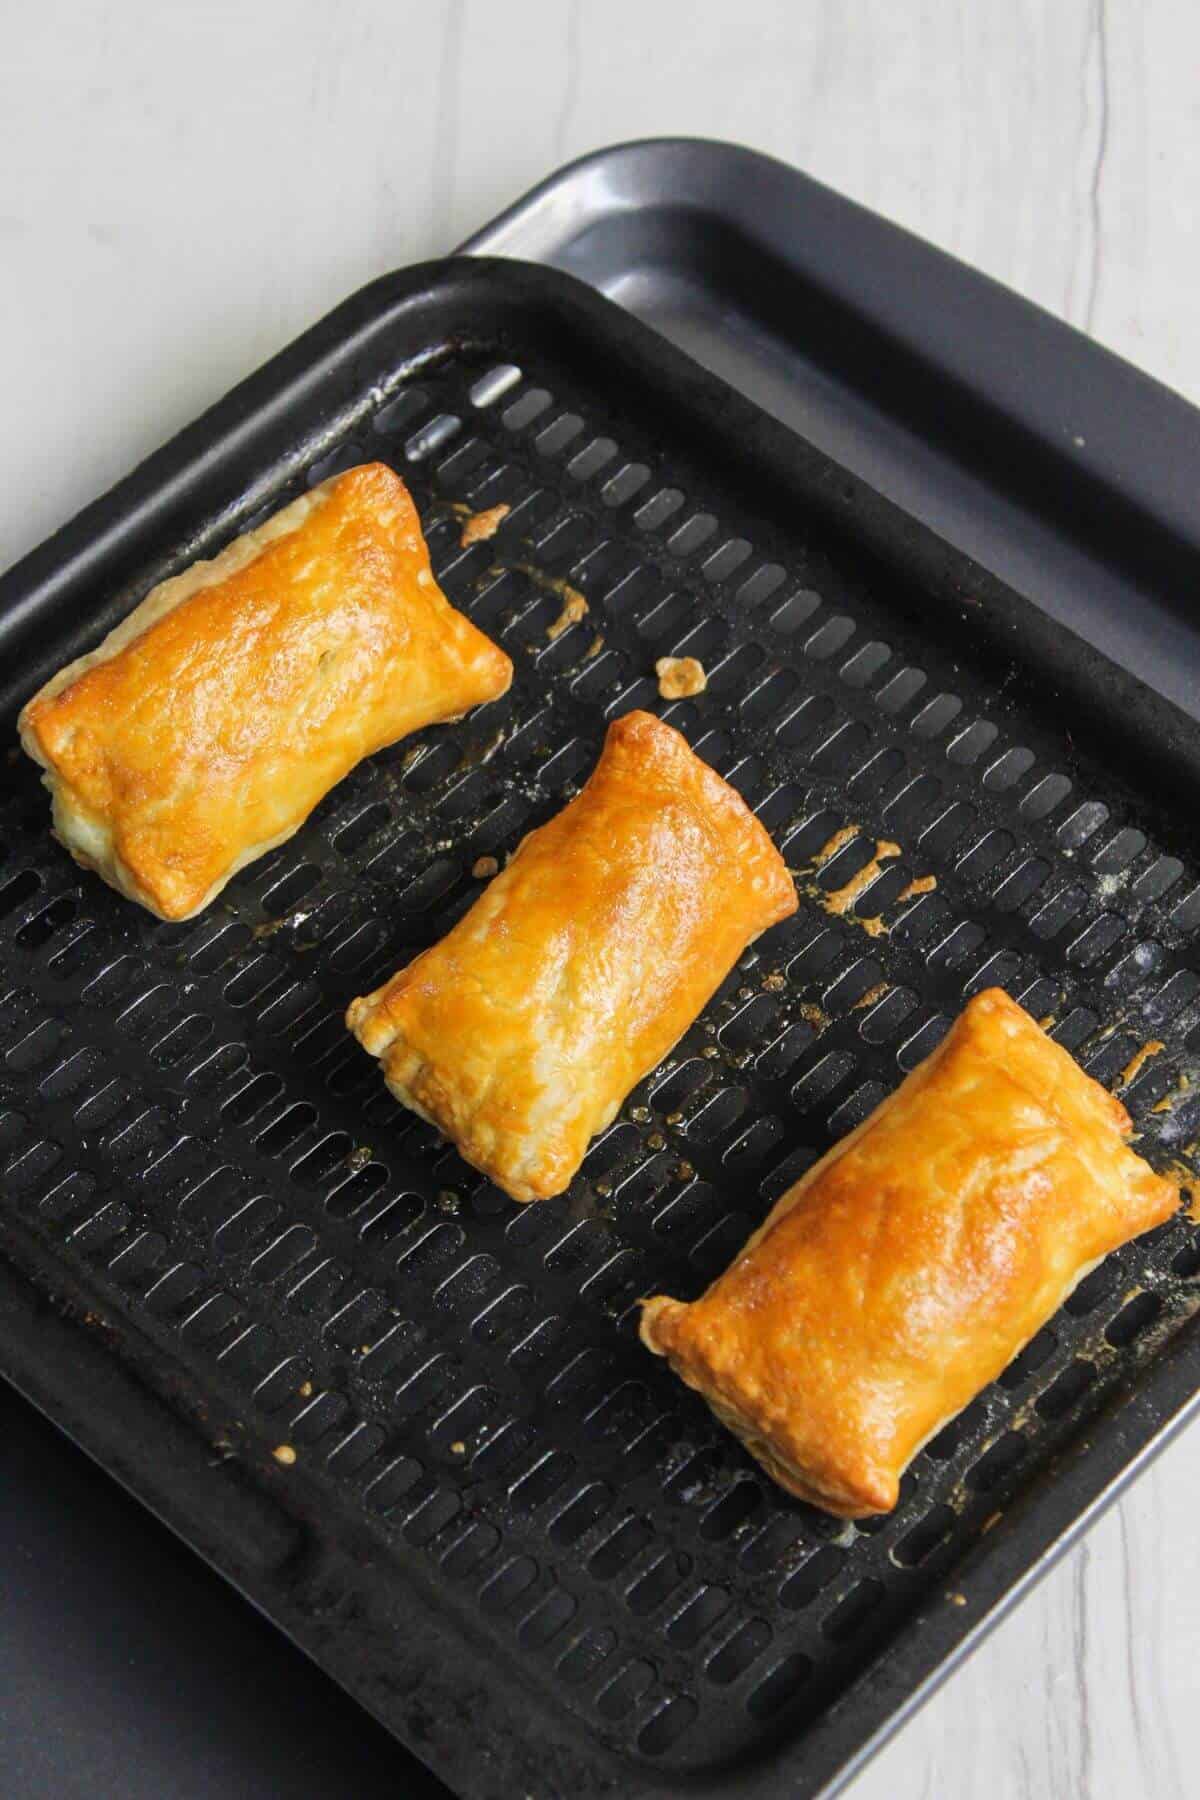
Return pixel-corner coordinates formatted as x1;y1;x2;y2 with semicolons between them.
462;137;1200;725
0;1378;407;1800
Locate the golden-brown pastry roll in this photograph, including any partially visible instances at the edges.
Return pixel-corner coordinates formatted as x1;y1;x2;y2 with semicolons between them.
347;711;798;1203
19;463;512;920
641;988;1178;1518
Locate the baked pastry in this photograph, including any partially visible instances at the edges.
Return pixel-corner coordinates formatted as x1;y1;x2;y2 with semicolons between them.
19;463;512;920
347;710;797;1202
641;988;1178;1517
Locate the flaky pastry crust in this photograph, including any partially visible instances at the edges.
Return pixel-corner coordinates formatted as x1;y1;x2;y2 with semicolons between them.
641;989;1178;1516
19;463;511;919
347;711;797;1202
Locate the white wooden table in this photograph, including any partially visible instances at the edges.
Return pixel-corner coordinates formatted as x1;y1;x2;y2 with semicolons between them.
4;4;1198;1794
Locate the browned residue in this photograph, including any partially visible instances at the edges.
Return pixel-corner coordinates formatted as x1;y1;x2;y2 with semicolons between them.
585;632;605;659
1089;1019;1121;1050
459;502;510;547
1160;1162;1200;1219
499;560;590;637
811;825;860;868
656;655;707;699
761;972;787;993
546;588;589;640
896;874;938;904
472;855;499;879
253;907;313;940
1118;1040;1165;1090
797;828;905;938
1038;1015;1056;1031
822;840;901;917
852;982;891;1011
797;1002;829;1031
1152;1075;1191;1114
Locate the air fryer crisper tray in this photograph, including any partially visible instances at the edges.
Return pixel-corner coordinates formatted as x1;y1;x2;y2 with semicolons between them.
4;257;1200;1800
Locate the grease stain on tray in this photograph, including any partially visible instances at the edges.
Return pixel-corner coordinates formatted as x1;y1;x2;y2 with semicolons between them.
1152;1074;1191;1114
810;824;860;868
494;560;589;639
795;837;901;938
1118;1040;1165;1090
853;983;891;1011
822;840;901;914
457;502;510;547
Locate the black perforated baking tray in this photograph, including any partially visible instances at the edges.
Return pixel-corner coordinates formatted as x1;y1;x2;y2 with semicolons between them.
3;257;1200;1800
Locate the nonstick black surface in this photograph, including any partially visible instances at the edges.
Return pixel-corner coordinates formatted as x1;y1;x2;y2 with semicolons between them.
2;260;1199;1800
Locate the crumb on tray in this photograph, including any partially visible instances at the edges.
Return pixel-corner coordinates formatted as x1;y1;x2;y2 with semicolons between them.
655;655;707;699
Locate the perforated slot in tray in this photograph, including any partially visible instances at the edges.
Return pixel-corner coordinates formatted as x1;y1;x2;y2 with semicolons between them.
2;262;1200;1798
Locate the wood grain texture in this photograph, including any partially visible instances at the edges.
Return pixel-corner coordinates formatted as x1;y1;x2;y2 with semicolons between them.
3;3;1199;1796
